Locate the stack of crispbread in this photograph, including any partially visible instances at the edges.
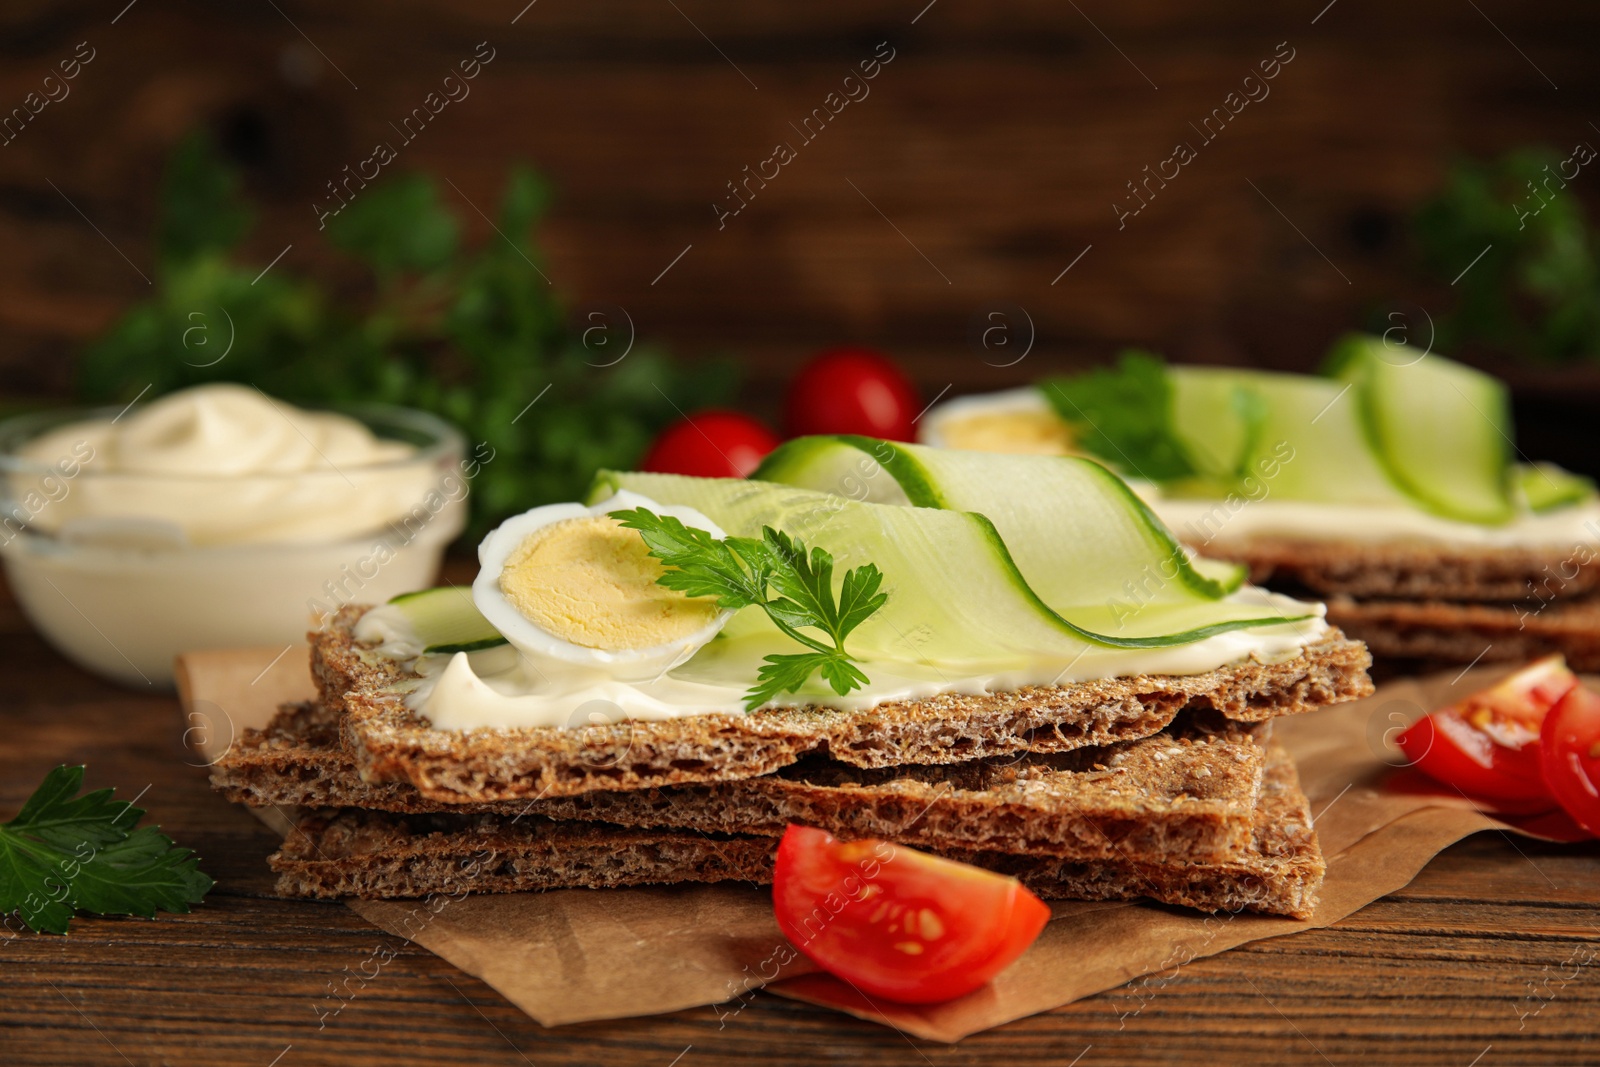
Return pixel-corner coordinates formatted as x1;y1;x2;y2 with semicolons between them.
1209;537;1600;673
210;607;1375;919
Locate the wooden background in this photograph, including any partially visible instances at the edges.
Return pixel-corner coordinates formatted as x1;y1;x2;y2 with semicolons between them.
2;0;1599;417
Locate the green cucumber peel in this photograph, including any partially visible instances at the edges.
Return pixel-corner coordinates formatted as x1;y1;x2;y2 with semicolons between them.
1519;462;1597;513
385;586;509;653
1325;333;1515;524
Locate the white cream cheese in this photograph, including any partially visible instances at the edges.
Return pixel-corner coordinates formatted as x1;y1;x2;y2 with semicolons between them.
16;383;432;545
1155;495;1600;549
395;588;1328;731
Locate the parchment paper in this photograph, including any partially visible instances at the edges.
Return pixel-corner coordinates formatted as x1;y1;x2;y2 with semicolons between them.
175;647;1587;1041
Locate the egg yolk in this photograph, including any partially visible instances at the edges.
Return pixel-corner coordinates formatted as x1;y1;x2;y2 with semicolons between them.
498;515;720;650
940;410;1075;455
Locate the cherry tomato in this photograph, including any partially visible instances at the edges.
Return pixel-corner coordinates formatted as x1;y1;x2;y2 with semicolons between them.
639;410;780;478
1397;713;1551;807
772;824;1051;1004
1396;655;1576;809
1469;654;1579;722
1539;685;1600;836
784;347;920;441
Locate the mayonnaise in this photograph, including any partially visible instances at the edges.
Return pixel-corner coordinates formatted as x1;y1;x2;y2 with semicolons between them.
0;385;466;687
16;383;433;545
397;590;1328;731
1154;496;1600;549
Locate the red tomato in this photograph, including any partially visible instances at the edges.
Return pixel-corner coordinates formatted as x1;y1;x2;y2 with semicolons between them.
1396;655;1577;809
772;824;1051;1004
1470;654;1579;722
1539;685;1600;836
640;410;780;478
784;347;920;441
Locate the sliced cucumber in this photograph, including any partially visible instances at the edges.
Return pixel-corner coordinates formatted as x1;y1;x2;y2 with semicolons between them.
755;435;1247;599
589;470;1311;656
1166;367;1265;482
1519;462;1597;512
1326;334;1514;524
1167;366;1413;509
386;586;508;653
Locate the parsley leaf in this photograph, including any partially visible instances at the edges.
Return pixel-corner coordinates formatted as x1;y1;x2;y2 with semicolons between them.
610;508;888;710
1413;146;1600;364
78;133;735;543
0;766;213;935
1039;350;1196;482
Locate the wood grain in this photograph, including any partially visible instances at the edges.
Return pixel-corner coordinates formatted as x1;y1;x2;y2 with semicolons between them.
0;1;1597;402
1;568;1599;1066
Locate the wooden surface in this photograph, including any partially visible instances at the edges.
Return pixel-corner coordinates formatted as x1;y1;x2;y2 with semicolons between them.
1;574;1599;1066
2;1;1599;399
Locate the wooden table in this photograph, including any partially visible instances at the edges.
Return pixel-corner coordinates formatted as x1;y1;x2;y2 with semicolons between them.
3;574;1598;1067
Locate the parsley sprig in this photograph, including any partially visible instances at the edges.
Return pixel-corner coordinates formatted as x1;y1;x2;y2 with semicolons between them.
0;766;213;935
1039;350;1197;482
610;508;888;710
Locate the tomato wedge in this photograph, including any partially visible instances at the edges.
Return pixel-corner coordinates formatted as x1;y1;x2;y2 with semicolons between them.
1396;655;1576;809
1539;685;1600;836
772;825;1051;1004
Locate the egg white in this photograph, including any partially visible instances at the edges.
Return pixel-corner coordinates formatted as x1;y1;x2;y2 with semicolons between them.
471;489;733;681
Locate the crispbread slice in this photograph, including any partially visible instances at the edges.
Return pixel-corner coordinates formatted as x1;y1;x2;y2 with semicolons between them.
213;702;1270;862
267;741;1323;918
1199;534;1600;603
315;606;1372;803
941;746;1323;919
1324;592;1600;672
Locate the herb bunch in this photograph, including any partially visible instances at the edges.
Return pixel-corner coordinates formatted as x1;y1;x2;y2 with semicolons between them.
0;765;212;935
1413;146;1600;363
78;134;734;540
609;508;888;710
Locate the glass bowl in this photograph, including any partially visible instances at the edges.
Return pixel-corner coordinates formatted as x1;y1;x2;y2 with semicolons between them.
0;402;467;688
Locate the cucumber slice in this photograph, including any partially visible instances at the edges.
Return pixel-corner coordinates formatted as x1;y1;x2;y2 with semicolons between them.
1519;462;1597;512
1168;367;1412;509
1326;334;1515;524
755;435;1247;598
386;587;508;653
589;470;1311;654
1166;368;1265;481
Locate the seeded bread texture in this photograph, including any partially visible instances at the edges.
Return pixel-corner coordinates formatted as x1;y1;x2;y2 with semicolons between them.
942;747;1323;919
267;741;1321;918
314;606;1372;803
1324;593;1600;672
213;702;1270;862
1197;535;1600;603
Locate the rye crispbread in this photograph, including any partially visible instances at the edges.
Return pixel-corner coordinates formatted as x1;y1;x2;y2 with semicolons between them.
1323;593;1600;673
314;606;1372;803
213;701;1271;862
1198;535;1600;603
266;741;1323;918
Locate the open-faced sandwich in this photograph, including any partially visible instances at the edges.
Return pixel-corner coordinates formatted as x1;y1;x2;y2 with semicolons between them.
212;443;1373;919
920;336;1600;671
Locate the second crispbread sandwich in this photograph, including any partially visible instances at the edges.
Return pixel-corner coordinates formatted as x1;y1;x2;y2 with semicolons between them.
215;701;1275;863
315;605;1371;804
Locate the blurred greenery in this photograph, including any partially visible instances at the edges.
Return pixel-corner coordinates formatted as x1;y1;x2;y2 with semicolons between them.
1413;145;1600;362
80;133;734;540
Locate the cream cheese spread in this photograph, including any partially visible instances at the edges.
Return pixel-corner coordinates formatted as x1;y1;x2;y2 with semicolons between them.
375;588;1328;731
